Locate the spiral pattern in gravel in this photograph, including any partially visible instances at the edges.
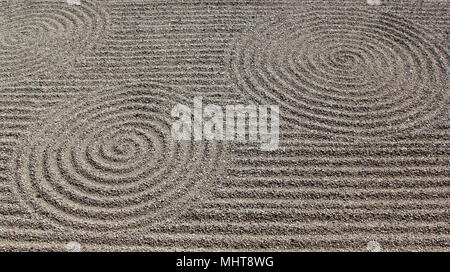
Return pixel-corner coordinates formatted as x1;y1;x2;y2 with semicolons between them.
228;7;448;139
0;0;108;83
13;83;222;231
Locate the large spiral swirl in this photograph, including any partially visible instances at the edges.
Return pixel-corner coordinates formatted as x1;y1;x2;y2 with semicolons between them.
228;7;448;139
13;83;223;231
0;0;109;83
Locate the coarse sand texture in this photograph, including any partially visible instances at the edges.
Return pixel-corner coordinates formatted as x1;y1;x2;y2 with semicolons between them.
0;0;448;251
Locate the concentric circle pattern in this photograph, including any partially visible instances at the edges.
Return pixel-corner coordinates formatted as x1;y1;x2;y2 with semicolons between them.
0;0;109;83
14;83;222;231
228;7;448;139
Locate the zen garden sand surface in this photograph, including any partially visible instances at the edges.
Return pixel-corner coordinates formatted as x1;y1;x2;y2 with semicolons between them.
0;0;448;251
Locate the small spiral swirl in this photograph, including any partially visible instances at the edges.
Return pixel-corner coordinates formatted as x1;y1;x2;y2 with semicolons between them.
0;0;109;83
